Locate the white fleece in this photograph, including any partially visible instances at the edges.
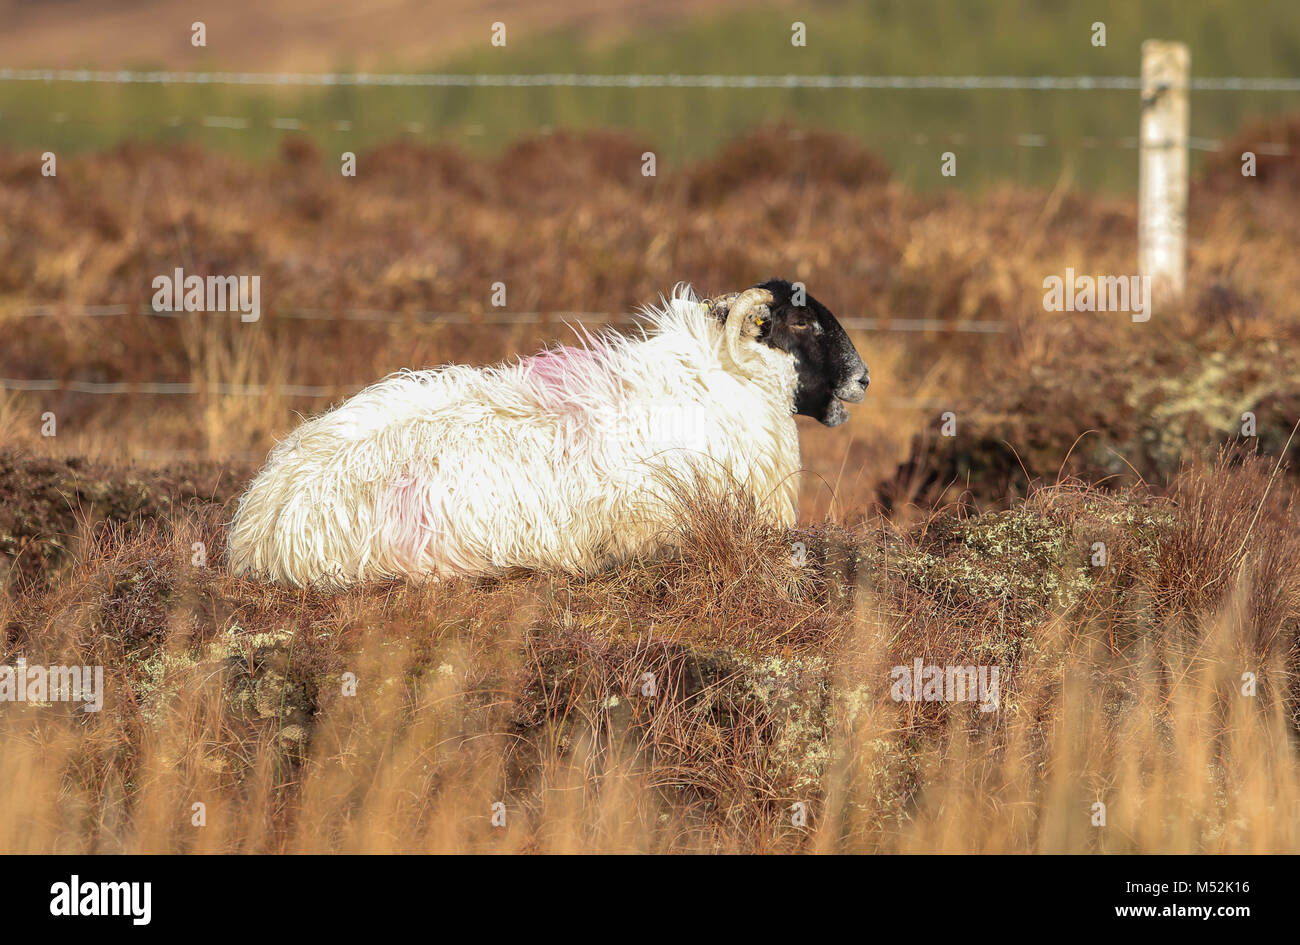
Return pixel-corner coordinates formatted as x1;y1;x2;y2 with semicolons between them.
226;285;800;587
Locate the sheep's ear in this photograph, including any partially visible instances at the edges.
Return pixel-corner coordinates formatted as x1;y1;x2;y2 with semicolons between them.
740;302;770;339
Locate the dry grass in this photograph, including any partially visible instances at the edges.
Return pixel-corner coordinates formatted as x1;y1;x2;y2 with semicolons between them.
1;449;1298;852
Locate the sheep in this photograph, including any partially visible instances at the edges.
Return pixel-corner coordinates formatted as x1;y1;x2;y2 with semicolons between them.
226;280;869;587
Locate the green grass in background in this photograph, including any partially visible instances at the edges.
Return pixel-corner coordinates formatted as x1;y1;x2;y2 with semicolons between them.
2;0;1299;192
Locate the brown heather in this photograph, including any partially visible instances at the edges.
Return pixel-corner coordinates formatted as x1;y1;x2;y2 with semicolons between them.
2;119;1300;852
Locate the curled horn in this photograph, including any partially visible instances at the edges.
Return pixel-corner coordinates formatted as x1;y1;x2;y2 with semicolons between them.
719;287;774;367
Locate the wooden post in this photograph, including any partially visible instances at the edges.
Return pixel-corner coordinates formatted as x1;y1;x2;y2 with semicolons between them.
1138;40;1189;313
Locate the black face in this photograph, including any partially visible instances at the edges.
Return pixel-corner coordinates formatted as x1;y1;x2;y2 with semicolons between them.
752;279;869;427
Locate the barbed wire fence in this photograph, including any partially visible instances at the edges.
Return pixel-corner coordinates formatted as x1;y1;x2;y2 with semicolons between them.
0;303;1006;412
6;302;1011;332
5;68;1300;91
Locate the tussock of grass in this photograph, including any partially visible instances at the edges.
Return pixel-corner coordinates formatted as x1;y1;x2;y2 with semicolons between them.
2;451;1298;852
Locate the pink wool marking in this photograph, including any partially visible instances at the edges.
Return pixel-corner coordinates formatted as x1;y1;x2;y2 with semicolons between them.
381;470;441;570
523;345;597;392
521;345;612;424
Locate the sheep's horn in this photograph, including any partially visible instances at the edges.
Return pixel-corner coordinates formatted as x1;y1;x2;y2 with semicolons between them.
720;287;774;366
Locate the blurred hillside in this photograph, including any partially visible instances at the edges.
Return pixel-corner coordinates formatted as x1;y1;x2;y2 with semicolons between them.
3;0;1300;191
0;0;760;71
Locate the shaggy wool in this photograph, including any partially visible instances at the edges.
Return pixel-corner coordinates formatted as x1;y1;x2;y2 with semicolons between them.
226;285;800;586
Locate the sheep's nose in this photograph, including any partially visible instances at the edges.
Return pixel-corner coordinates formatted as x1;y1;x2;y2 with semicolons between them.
836;369;869;404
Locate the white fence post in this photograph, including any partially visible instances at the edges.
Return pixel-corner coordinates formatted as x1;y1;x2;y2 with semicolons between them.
1138;40;1190;312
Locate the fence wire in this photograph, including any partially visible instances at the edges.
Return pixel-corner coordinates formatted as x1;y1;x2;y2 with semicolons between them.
4;68;1300;91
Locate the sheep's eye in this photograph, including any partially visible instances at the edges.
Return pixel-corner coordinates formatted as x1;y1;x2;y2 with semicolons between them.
790;313;813;330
